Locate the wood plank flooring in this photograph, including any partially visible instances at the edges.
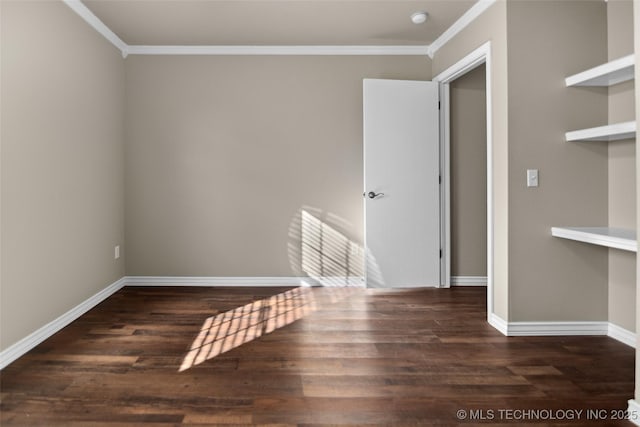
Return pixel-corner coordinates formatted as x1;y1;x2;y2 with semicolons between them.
0;286;635;426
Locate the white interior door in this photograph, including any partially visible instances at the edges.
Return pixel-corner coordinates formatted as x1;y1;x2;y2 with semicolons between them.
363;79;440;288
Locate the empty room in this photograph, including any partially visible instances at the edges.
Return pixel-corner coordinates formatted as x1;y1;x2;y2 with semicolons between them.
2;0;640;425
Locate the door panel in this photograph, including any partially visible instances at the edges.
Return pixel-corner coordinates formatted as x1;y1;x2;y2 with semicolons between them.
363;79;440;288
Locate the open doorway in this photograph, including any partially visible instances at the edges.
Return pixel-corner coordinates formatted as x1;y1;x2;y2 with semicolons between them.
449;64;487;286
434;42;493;320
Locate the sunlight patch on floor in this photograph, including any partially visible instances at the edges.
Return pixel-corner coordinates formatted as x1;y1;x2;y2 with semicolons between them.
179;286;360;372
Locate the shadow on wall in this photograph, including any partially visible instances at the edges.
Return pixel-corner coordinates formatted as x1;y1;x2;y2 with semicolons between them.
287;206;384;287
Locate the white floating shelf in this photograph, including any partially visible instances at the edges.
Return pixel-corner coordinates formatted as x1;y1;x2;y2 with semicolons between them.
551;227;637;252
566;54;635;87
565;121;636;142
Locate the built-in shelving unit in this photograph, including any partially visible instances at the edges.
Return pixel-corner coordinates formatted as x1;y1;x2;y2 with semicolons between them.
553;55;637;251
565;54;634;87
551;227;637;252
564;55;637;143
565;120;636;142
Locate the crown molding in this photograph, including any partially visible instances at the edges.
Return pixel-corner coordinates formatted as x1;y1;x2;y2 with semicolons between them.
63;0;492;58
126;45;430;56
62;0;128;58
427;0;496;59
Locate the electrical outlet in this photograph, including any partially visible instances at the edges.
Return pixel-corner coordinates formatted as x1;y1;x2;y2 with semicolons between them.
115;245;120;260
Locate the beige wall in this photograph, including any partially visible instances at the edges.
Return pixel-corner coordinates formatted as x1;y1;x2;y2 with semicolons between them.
0;1;125;350
507;0;608;322
434;0;611;322
433;0;509;319
450;64;487;277
607;0;636;333
124;55;430;276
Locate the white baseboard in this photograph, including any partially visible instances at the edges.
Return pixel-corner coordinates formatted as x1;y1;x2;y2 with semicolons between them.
0;277;126;370
124;276;303;287
451;276;487;286
2;275;633;371
506;321;609;336
487;315;636;348
1;275;364;369
302;276;365;287
608;323;637;348
123;276;365;287
628;399;640;426
488;313;508;335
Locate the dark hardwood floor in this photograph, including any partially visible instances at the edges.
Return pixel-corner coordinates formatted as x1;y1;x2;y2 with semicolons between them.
0;286;635;426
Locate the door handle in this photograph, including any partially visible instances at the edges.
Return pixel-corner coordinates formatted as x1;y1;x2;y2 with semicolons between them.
364;191;385;199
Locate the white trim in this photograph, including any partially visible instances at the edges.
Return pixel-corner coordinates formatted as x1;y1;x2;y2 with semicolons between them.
433;41;493;321
61;0;498;58
451;276;487;286
62;0;128;58
433;42;490;82
506;321;609;336
485;46;494;326
488;313;508;335
126;45;431;56
124;276;365;287
489;319;636;348
124;276;302;287
427;0;496;58
565;54;635;87
628;400;640;426
0;277;126;370
301;276;365;287
608;323;637;348
439;83;451;288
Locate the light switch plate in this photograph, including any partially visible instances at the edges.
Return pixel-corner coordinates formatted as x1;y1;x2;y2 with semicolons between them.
527;169;539;187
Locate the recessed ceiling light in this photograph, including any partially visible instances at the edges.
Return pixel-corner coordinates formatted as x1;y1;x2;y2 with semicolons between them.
411;11;428;24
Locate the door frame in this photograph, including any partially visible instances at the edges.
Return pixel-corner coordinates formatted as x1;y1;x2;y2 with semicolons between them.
433;41;493;319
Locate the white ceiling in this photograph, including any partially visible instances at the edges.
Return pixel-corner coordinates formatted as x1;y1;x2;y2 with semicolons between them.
82;1;476;46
